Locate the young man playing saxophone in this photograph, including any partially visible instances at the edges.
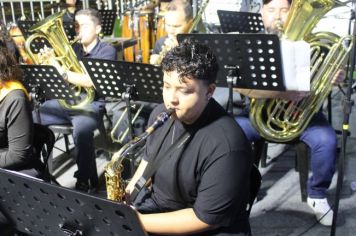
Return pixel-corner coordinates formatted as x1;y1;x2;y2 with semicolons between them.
126;40;253;235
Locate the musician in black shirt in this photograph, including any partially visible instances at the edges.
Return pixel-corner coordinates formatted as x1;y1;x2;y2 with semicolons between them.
126;40;253;235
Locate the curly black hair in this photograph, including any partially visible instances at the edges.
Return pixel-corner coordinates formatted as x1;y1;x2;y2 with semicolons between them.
161;39;218;85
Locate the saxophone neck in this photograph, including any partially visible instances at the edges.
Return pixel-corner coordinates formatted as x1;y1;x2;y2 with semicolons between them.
111;136;142;163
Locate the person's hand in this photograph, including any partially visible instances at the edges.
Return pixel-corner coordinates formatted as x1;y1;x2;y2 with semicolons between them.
38;46;56;64
149;54;160;64
282;90;310;102
331;69;346;85
39;46;65;75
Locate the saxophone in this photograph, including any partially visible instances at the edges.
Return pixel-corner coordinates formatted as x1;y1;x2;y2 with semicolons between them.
105;108;175;201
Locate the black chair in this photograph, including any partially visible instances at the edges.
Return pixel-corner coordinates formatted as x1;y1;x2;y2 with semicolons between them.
17;123;56;183
254;139;309;202
247;164;262;216
32;123;56;182
48;111;111;155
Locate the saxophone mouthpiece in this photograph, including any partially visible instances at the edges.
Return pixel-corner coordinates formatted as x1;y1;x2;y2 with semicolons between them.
271;20;284;36
167;108;175;115
144;108;174;135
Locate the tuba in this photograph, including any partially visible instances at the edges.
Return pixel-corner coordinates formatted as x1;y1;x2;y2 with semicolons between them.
24;11;95;110
249;0;353;142
105;109;174;202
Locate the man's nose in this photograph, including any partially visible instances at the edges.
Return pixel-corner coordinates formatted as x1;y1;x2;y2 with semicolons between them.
274;11;282;20
167;91;178;104
166;26;175;35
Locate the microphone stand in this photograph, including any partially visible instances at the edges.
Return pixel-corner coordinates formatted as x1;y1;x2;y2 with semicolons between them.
330;2;356;235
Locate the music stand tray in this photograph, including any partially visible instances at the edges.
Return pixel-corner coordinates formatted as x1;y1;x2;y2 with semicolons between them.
82;58;163;104
0;169;146;236
217;10;264;33
177;33;285;91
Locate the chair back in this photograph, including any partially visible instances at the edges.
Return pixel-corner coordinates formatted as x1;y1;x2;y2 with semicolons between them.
32;123;55;181
247;164;261;215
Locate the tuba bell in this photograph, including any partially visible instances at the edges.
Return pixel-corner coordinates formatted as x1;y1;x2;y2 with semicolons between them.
249;0;353;142
25;11;95;110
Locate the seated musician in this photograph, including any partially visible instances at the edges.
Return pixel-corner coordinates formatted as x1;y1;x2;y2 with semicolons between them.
0;38;33;170
149;0;193;65
33;8;117;193
125;40;253;235
235;0;344;226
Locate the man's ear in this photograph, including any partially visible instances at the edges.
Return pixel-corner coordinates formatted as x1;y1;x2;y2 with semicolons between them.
95;25;102;35
207;83;216;99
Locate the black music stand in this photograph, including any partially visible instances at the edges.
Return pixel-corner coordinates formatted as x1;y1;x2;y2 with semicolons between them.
62;22;76;41
17;20;37;38
82;58;163;139
98;9;137;52
99;10;117;36
217;10;264;33
20;64;80;122
0;169;146;236
177;33;285;115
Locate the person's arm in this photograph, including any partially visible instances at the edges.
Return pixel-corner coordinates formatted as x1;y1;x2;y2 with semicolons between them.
235;88;310;101
53;43;117;88
138;208;214;235
0;91;33;168
66;70;93;87
331;69;345;85
236;69;346;100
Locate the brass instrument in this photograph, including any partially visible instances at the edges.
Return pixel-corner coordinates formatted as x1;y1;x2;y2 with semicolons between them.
187;0;209;34
24;11;95;110
249;0;353;142
105;108;174;201
150;36;177;65
110;104;144;144
150;0;210;65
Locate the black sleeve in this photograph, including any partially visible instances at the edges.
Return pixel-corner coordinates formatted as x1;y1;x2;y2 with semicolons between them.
193;150;251;226
192;125;252;227
0;91;33;169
